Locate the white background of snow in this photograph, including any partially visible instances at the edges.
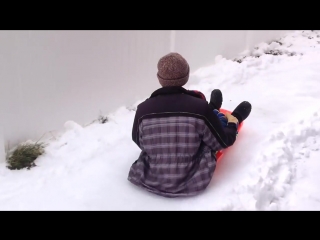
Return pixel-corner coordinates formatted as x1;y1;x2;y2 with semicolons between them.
1;30;320;210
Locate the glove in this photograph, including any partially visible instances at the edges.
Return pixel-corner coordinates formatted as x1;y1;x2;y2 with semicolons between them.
213;109;228;127
225;113;238;124
225;113;239;125
225;113;239;134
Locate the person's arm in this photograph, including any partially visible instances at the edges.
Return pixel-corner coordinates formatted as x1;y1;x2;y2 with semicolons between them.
132;106;142;148
202;105;238;149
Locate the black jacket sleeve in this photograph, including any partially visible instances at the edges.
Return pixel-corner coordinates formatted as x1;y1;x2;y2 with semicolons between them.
203;104;238;148
132;106;141;148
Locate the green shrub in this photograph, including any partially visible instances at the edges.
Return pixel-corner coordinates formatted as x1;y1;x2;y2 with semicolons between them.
6;142;45;170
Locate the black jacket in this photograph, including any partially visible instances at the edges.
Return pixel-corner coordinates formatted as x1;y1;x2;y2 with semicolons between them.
132;86;237;149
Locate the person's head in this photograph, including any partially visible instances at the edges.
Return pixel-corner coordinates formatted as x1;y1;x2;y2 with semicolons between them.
157;52;190;87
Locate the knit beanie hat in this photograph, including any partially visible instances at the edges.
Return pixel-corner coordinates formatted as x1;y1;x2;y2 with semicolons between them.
157;52;190;87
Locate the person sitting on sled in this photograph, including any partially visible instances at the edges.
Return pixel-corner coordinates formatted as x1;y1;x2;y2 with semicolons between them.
128;52;251;197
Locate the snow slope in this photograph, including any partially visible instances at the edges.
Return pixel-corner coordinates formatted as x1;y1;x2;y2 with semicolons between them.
1;30;320;210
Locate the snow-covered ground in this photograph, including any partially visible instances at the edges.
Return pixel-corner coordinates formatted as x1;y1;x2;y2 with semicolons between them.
1;30;320;210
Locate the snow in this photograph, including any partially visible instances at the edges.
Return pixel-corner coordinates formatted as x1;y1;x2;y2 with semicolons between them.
1;30;320;210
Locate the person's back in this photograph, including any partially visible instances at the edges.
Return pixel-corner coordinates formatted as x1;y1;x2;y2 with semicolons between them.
128;53;250;197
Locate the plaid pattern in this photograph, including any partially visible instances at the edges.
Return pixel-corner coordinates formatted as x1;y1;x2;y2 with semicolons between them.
128;116;223;197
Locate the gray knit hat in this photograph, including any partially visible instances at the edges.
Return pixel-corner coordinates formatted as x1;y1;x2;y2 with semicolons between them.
157;52;190;87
